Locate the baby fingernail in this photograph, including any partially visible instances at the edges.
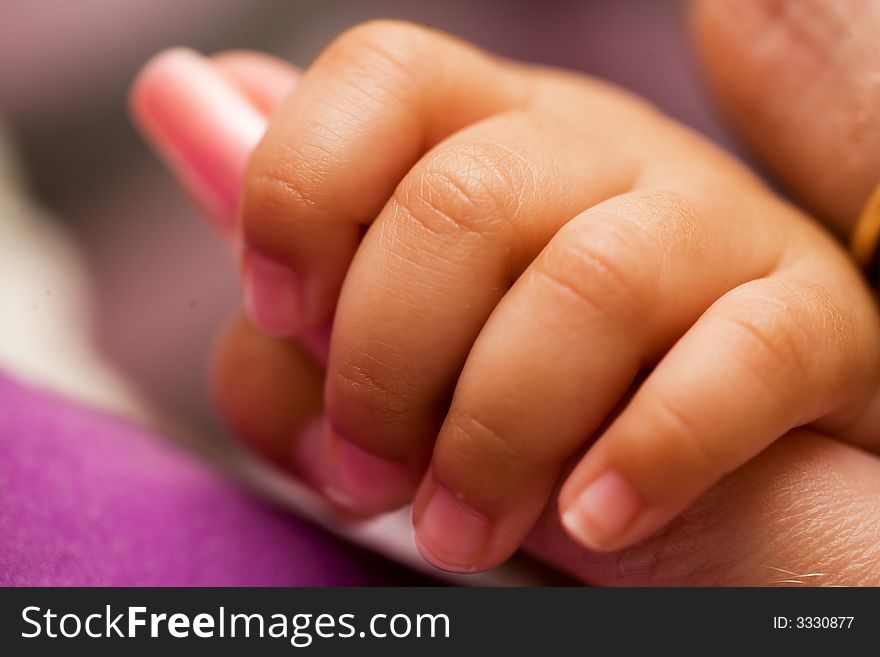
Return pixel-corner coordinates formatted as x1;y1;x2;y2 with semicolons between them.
301;322;332;367
322;426;412;515
415;484;489;573
130;48;267;228
289;418;327;487
242;250;302;338
561;469;643;550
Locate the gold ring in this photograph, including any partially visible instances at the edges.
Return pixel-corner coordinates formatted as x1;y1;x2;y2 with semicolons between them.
851;183;880;272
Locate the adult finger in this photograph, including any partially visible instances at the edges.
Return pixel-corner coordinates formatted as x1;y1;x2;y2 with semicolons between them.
692;0;880;236
528;429;880;586
130;49;289;231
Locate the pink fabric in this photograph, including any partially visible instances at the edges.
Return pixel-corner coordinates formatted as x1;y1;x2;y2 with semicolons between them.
0;372;426;586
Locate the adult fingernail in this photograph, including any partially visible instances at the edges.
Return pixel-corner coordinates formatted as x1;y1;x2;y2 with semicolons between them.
130;48;267;228
242;249;302;338
561;469;643;550
414;482;490;573
322;425;413;515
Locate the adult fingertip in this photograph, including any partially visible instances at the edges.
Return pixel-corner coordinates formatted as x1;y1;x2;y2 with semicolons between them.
130;47;267;229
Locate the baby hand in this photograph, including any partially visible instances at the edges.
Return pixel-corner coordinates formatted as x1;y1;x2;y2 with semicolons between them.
133;22;880;573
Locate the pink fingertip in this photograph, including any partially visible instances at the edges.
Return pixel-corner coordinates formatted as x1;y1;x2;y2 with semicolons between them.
322;425;413;516
130;47;267;228
561;469;643;550
415;483;490;573
290;418;327;487
242;249;302;338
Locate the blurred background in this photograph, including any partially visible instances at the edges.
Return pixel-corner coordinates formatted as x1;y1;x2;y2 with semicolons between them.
0;0;740;438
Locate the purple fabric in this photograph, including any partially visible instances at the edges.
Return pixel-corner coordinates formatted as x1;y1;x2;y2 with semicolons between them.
0;372;425;586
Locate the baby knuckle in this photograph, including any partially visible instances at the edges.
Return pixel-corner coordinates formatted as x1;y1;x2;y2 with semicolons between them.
782;280;857;358
638;191;702;241
393;142;528;239
438;408;525;480
728;311;809;398
243;145;326;240
612;189;709;260
325;20;439;81
727;280;846;392
537;223;643;324
652;394;731;472
328;353;413;424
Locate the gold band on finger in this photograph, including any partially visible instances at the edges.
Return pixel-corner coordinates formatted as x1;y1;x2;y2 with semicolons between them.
850;182;880;284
